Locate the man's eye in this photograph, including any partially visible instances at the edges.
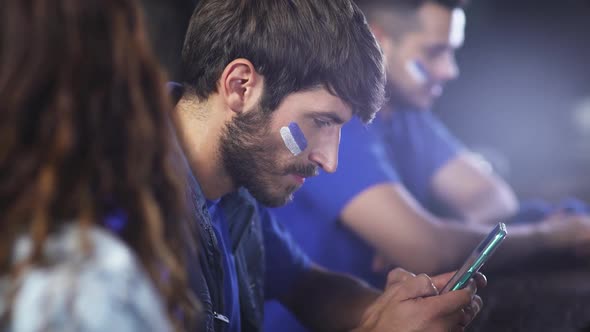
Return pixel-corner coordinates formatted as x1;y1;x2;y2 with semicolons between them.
314;118;331;128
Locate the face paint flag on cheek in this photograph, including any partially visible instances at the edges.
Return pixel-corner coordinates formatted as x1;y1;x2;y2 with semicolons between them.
280;122;308;156
405;59;429;84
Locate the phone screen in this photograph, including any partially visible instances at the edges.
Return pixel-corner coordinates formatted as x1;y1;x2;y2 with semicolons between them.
441;222;507;293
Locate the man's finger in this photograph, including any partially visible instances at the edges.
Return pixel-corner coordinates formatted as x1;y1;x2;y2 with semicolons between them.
431;271;487;293
430;270;457;291
395;273;438;301
369;269;417;310
386;267;416;287
434;308;468;332
472;272;487;289
429;279;476;316
472;295;483;317
375;270;425;310
460;294;483;328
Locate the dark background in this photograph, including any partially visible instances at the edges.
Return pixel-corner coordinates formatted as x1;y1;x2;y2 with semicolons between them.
141;0;590;203
437;0;590;202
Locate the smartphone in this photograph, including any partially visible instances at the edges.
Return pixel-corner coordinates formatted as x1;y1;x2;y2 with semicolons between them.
441;222;507;293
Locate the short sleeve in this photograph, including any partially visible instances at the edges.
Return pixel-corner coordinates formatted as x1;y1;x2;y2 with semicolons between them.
260;205;311;300
381;110;465;204
418;111;465;175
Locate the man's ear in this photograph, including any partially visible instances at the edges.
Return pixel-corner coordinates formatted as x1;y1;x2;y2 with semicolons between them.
219;58;264;114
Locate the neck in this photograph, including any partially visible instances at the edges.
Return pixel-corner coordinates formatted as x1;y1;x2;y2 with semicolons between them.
171;94;235;200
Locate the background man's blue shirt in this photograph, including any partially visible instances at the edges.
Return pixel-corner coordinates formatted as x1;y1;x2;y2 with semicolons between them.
264;109;464;332
375;109;464;207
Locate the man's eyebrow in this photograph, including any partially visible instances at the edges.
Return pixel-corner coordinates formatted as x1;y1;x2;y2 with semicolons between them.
308;111;346;125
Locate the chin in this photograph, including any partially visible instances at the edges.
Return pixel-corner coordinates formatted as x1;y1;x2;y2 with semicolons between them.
278;194;294;207
264;196;293;208
278;190;296;206
253;191;294;208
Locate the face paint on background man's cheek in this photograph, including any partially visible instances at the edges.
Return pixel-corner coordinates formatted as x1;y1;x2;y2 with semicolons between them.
450;8;466;47
405;59;430;84
280;122;308;156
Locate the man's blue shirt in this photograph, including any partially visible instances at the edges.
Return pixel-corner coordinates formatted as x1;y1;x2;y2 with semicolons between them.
375;109;464;207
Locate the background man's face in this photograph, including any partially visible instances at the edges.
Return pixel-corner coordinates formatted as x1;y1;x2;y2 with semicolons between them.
381;3;465;110
220;87;352;207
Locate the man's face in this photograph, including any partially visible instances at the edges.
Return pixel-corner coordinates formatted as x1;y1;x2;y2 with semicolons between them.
382;3;465;110
220;87;352;207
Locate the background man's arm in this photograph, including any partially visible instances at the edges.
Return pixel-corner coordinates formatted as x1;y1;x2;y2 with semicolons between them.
340;181;590;275
431;152;518;224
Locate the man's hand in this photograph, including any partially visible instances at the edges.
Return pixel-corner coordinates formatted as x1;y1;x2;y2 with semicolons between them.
353;268;485;332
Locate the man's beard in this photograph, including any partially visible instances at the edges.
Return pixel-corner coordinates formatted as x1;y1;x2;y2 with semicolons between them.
219;108;316;207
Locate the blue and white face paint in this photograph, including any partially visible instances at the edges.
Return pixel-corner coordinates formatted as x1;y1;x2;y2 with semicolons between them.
280;122;308;156
405;59;429;85
449;8;466;48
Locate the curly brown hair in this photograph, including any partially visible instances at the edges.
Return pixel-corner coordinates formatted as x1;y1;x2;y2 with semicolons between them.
0;0;198;329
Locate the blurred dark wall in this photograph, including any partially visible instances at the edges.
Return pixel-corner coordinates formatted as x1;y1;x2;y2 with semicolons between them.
140;0;197;81
437;0;590;202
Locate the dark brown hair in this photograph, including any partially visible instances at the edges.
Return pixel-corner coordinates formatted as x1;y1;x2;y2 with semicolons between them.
0;0;197;329
182;0;386;124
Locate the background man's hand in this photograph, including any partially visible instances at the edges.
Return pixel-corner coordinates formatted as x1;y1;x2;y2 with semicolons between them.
540;212;590;256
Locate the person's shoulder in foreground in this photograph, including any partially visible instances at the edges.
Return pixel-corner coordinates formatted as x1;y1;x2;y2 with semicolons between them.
1;225;171;332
